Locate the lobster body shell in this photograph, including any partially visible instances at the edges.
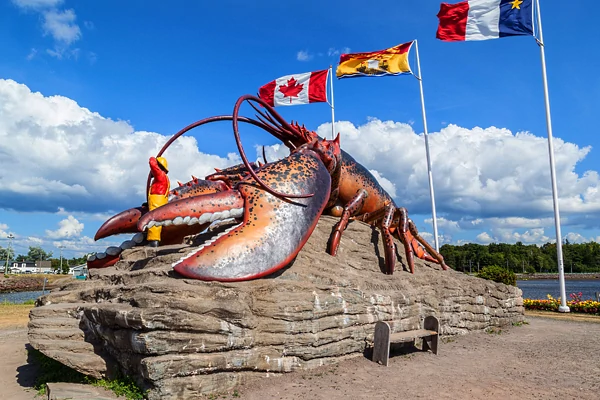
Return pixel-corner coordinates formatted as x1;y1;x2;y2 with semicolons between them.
332;150;394;213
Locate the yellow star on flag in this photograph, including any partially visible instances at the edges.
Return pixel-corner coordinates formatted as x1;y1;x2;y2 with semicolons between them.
510;0;523;9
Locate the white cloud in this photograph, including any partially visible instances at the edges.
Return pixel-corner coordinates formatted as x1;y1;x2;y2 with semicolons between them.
255;143;289;164
296;50;312;61
12;0;83;58
327;47;351;57
476;232;495;244
316;120;600;225
425;217;460;232
420;231;452;246
45;215;84;239
0;79;241;214
49;235;121;258
42;9;81;45
27;236;44;245
12;0;62;9
475;228;551;245
369;170;397;198
26;48;37;60
0;223;10;239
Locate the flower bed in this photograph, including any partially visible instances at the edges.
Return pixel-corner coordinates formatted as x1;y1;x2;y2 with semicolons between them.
524;292;600;315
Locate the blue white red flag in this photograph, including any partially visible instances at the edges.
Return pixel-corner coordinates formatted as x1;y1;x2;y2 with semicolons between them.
436;0;533;41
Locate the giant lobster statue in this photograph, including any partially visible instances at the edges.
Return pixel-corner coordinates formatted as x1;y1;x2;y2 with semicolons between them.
89;95;448;281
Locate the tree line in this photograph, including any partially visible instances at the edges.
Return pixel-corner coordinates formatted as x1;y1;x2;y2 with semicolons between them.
1;245;87;274
440;240;600;274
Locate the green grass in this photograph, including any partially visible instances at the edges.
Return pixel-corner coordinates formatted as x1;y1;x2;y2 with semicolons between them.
92;375;146;400
0;299;35;305
29;348;147;399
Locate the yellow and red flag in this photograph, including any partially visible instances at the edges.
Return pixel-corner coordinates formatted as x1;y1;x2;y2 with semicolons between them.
336;41;414;79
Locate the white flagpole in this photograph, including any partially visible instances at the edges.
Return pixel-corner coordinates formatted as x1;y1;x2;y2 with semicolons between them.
535;0;569;312
413;40;440;252
329;65;336;139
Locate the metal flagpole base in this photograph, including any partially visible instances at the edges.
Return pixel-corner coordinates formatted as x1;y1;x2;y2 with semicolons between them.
558;305;570;313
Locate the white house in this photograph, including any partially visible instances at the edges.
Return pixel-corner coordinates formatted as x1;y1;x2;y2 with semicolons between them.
10;261;37;274
68;264;88;278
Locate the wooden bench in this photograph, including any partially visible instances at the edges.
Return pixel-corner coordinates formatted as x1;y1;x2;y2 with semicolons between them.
372;316;439;366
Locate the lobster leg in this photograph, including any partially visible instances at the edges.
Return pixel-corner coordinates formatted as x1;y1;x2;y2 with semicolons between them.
395;207;416;274
408;220;449;270
328;189;368;256
379;203;400;275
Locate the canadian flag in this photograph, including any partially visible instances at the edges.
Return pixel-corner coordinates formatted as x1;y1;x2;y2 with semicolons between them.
258;70;329;107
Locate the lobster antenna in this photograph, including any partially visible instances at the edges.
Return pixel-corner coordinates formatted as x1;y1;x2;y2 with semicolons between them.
248;101;285;131
232;95;313;200
253;114;287;142
262;146;269;164
146;114;288;197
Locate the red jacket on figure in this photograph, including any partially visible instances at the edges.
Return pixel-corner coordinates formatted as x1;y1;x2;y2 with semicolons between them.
149;157;169;195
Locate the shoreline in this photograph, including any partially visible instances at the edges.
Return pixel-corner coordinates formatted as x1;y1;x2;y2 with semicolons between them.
0;274;73;294
516;273;600;280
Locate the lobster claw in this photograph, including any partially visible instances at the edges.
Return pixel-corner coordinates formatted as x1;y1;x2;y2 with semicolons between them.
94;205;148;241
138;152;332;281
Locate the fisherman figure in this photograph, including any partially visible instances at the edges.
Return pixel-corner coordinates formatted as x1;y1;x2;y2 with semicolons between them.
147;156;170;247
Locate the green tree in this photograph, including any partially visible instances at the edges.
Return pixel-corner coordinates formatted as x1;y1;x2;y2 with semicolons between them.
0;246;15;263
27;246;53;261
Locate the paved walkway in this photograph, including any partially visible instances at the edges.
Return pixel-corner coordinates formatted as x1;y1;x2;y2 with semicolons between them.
0;329;38;400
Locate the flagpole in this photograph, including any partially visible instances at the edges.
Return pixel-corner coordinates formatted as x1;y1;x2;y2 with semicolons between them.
329;65;336;139
413;40;440;252
535;0;569;312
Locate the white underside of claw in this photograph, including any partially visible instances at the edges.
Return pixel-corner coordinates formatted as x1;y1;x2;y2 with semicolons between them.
141;207;244;231
172;222;242;269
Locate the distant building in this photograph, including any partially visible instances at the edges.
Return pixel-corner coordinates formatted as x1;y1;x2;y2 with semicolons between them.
68;264;88;279
11;261;36;273
10;260;53;274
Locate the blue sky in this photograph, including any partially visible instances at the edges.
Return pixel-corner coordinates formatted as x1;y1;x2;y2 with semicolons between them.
1;0;599;261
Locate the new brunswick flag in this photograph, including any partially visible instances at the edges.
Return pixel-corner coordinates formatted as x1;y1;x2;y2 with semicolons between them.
336;41;414;79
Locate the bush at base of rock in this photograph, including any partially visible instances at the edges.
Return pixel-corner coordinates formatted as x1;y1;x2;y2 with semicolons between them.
477;265;517;286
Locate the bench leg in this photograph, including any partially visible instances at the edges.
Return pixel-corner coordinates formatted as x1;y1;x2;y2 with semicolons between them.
423;316;440;355
422;335;438;355
373;321;391;366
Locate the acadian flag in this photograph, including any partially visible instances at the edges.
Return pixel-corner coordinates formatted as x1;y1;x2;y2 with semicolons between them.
258;70;328;107
336;41;413;79
436;0;533;42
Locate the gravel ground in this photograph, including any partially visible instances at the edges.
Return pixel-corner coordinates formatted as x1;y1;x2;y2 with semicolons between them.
1;315;599;400
236;315;600;400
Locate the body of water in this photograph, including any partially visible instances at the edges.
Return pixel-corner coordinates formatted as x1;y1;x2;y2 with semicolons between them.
0;290;45;304
517;279;600;300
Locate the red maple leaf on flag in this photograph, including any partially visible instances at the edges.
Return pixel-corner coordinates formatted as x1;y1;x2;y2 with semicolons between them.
278;77;304;103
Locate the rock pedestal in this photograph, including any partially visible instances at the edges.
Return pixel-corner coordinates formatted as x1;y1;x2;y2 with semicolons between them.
29;216;524;399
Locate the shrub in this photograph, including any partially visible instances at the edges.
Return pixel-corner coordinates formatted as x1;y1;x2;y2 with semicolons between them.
476;265;517;286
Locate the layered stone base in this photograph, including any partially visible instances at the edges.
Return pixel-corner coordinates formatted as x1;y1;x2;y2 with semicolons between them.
29;216;523;399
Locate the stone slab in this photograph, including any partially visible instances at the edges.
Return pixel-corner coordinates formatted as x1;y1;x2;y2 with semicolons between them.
47;382;122;400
